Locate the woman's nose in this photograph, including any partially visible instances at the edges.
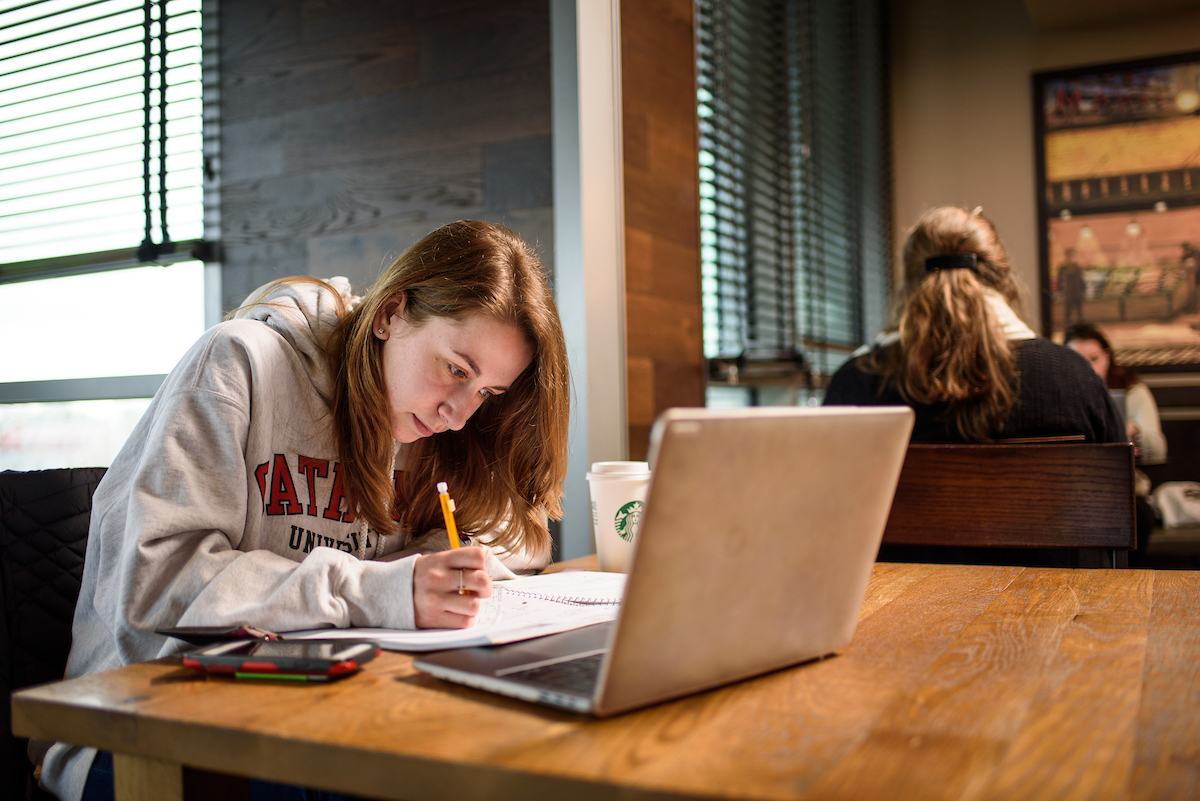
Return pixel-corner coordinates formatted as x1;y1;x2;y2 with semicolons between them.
440;390;480;431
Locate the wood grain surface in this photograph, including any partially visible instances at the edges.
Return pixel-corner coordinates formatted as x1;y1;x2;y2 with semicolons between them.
883;442;1136;549
620;0;705;459
14;561;1199;801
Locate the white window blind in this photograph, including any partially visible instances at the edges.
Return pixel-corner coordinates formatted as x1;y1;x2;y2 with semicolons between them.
697;0;890;399
0;0;215;469
0;0;207;279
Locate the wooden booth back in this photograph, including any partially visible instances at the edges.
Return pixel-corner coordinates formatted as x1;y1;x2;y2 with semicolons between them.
882;442;1136;550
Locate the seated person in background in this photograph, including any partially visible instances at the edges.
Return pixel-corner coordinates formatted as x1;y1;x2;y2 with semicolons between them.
1064;322;1165;545
1064;322;1166;465
824;205;1123;444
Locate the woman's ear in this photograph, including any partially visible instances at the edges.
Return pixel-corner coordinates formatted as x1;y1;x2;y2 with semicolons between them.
373;291;406;339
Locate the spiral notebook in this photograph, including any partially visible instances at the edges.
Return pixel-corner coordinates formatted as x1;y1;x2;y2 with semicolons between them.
286;571;626;651
497;571;624;606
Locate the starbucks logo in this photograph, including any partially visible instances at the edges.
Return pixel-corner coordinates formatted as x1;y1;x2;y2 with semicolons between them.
614;500;644;543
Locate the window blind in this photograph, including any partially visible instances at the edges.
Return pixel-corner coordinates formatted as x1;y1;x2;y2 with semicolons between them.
697;0;890;393
0;0;207;282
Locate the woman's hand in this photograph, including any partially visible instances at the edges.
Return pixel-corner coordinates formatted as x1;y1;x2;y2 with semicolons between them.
413;546;493;629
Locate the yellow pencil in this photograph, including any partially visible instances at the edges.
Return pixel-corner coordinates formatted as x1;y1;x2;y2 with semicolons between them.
436;481;461;549
437;482;467;595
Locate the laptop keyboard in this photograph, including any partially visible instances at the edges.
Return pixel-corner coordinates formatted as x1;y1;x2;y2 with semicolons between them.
505;652;604;695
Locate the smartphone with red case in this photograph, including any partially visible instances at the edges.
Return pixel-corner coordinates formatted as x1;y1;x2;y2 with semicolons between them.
182;639;380;682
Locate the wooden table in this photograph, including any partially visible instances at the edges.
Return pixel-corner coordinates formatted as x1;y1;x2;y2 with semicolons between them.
12;560;1200;801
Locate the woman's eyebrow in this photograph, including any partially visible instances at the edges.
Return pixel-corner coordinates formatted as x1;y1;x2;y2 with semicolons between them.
452;349;514;392
451;349;481;377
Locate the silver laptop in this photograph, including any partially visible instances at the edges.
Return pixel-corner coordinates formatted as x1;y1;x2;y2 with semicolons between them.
414;405;915;716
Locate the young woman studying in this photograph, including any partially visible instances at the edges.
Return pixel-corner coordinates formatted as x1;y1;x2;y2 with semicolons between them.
823;205;1123;444
40;220;570;801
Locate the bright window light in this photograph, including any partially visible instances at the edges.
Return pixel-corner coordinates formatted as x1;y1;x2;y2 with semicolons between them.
0;398;154;469
0;0;210;470
0;261;206;383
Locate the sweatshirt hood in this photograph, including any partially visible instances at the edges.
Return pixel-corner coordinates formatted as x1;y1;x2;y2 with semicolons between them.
232;276;361;400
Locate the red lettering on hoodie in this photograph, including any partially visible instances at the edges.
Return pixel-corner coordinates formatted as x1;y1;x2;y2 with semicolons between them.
297;456;330;516
254;462;270;509
323;462;356;523
265;453;302;515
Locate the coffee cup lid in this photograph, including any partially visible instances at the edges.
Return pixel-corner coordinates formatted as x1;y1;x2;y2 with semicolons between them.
588;461;650;475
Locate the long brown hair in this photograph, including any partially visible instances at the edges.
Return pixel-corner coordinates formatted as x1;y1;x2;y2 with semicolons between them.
320;221;568;561
873;206;1021;442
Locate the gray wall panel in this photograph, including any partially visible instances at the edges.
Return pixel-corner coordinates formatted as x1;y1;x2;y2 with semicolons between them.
220;0;553;307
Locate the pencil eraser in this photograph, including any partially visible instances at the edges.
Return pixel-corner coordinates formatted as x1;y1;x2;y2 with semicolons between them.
437;481;448;493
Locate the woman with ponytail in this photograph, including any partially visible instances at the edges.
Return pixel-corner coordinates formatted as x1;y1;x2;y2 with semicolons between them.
824;206;1121;444
43;220;571;801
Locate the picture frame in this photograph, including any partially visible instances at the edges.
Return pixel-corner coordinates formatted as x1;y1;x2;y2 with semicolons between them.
1034;51;1200;370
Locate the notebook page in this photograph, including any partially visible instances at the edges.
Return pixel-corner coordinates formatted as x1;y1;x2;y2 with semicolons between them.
285;571;626;652
497;570;626;605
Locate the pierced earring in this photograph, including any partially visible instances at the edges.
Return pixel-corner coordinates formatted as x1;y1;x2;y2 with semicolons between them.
378;328;385;335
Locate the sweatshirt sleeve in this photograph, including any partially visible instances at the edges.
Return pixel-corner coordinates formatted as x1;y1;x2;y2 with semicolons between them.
89;330;415;668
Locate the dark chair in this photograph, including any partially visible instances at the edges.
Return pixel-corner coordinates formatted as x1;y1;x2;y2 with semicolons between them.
1;468;105;801
880;442;1135;568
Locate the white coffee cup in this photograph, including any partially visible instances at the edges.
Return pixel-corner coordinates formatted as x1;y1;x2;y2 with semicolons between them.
586;461;651;573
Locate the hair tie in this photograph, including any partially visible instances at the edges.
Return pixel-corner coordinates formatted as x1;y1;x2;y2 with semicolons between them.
925;253;978;274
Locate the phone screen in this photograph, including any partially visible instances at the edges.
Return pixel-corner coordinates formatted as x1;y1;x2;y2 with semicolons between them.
247;641;352;659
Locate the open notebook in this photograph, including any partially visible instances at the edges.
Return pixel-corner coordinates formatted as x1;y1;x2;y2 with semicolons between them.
414;405;915;716
286;571;627;651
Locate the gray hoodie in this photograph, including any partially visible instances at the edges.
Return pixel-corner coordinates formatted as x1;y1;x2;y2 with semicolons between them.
40;279;520;800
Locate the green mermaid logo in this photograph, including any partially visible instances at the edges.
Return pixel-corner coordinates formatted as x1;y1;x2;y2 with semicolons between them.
613;500;644;543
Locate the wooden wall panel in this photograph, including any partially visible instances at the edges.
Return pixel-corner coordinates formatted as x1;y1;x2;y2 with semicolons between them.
620;0;705;459
219;0;553;310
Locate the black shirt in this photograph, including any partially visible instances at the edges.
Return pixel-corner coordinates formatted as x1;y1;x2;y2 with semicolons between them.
823;338;1124;443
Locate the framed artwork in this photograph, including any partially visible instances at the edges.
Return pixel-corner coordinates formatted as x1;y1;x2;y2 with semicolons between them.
1034;51;1200;369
